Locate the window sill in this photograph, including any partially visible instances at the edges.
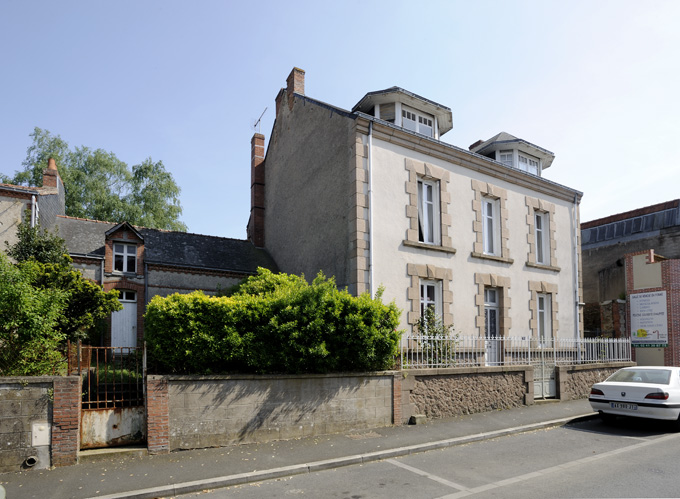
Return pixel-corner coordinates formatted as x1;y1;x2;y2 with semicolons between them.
470;252;514;264
403;240;456;254
107;271;141;278
526;261;561;272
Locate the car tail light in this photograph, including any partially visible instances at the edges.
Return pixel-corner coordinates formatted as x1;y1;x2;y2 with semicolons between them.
590;388;605;396
644;391;669;400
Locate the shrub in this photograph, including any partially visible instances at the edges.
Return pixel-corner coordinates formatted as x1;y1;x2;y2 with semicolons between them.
145;269;402;374
0;253;66;375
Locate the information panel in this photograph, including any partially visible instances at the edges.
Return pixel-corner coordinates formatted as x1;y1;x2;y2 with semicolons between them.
630;291;668;347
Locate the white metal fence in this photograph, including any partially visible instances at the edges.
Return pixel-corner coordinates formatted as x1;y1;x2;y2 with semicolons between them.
401;335;632;369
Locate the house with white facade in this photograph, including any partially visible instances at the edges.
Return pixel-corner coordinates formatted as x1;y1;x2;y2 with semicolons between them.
248;68;585;366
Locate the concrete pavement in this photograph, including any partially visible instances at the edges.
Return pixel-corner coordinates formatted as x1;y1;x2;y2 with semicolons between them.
0;399;596;499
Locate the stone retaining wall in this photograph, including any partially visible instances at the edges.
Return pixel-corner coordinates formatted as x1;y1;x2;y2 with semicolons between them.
159;373;396;451
557;362;634;400
400;367;532;422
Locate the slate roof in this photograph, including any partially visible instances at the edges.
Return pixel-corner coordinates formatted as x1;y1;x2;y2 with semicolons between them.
55;216;278;274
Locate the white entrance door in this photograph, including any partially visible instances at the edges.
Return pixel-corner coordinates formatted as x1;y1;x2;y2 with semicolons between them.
111;291;137;348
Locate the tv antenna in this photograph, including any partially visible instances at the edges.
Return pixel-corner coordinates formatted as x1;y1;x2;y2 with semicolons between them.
251;107;268;133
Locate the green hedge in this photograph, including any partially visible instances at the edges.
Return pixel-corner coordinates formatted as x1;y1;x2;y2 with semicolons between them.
145;269;402;374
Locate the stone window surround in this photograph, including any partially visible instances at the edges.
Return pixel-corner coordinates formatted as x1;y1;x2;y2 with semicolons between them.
525;196;559;271
471;180;512;264
474;273;511;337
528;281;559;340
407;263;453;327
404;158;454;253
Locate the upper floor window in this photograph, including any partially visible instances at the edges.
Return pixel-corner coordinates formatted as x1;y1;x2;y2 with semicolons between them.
418;179;441;245
402;108;434;137
518;153;539;175
499;150;513;167
535;212;549;265
482;197;500;256
114;243;136;273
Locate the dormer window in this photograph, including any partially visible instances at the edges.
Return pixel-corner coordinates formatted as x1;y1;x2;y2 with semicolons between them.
401;107;434;137
499;150;513;167
469;132;554;177
114;243;137;273
518;153;539;175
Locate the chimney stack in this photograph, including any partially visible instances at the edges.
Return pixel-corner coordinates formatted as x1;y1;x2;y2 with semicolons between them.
42;157;62;189
248;133;266;247
276;67;305;117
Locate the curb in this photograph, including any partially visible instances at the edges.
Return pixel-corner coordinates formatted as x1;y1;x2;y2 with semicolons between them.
89;413;598;499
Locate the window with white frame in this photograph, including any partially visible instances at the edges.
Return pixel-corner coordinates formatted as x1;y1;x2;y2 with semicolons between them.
114;243;137;273
418;179;441;245
482;197;500;256
401;107;434;137
499;150;513;167
518;153;539;175
420;279;442;320
537;293;552;344
535;211;549;265
484;288;499;339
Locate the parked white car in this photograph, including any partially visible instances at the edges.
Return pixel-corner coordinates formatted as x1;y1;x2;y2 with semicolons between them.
589;366;680;425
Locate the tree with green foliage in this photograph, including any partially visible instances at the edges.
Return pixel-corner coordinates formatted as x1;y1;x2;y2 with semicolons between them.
1;127;186;231
0;253;66;375
5;221;71;266
145;268;403;375
6;221;122;343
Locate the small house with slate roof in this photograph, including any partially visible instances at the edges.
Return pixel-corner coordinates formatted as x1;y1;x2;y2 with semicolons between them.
1;163;277;348
54;216;276;348
0;158;65;250
248;68;585;380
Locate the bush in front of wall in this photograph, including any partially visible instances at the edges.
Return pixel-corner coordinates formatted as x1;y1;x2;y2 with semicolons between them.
144;268;402;374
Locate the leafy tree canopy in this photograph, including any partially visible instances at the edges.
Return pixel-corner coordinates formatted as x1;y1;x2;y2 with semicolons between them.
5;220;71;266
6;221;122;344
0;252;66;375
1;127;187;232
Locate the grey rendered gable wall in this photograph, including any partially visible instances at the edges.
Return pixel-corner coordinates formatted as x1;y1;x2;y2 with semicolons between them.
264;94;354;289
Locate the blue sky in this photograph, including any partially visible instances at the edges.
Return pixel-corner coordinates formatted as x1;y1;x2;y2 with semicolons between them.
1;0;679;239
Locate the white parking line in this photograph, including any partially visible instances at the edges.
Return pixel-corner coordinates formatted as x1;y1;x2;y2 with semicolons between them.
434;432;680;499
386;459;470;492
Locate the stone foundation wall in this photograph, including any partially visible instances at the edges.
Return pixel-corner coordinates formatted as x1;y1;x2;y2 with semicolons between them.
163;373;396;451
557;363;634;400
400;367;532;422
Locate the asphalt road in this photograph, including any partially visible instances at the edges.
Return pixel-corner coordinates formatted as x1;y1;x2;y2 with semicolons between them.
174;417;680;499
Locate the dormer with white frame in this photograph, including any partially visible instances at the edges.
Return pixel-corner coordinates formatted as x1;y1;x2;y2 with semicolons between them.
352;87;453;140
469;132;555;177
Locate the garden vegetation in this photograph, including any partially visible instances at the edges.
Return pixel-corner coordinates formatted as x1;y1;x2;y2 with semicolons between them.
145;269;402;374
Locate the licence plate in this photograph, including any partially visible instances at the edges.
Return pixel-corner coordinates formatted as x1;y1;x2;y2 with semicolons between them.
611;402;637;411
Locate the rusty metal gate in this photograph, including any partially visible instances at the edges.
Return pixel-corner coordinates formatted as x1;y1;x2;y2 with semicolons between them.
68;341;147;449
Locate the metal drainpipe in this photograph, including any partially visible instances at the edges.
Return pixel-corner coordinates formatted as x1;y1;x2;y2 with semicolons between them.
31;195;36;227
572;195;581;361
100;259;105;347
368;121;374;297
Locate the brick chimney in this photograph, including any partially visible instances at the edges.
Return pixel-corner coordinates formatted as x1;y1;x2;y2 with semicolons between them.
42;157;62;188
276;67;305;117
248;133;266;247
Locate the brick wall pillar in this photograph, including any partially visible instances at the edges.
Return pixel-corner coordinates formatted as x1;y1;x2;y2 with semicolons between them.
392;374;402;425
51;376;80;467
146;376;169;454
